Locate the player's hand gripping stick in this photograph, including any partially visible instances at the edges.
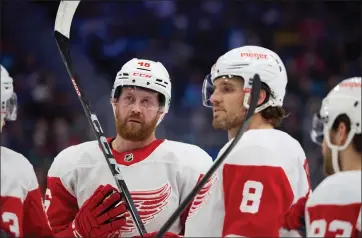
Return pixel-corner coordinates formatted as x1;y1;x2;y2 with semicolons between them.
72;185;127;237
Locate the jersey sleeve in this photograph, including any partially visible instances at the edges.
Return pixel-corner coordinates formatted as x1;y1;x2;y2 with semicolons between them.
46;147;79;237
178;146;213;234
0;195;24;237
23;164;53;237
280;150;311;236
221;145;295;237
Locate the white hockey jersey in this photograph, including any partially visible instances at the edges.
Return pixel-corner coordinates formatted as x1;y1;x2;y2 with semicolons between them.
0;146;53;237
46;138;212;237
184;129;311;237
305;170;361;237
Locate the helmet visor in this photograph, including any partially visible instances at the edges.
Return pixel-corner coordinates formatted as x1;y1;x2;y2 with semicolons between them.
112;86;163;112
202;74;214;108
310;112;325;145
1;92;17;121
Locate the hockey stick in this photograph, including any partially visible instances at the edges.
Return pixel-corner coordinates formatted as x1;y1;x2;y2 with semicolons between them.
155;74;262;238
54;1;147;236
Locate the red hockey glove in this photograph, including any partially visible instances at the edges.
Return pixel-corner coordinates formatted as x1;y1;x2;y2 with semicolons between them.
72;184;127;237
133;231;180;238
282;192;309;235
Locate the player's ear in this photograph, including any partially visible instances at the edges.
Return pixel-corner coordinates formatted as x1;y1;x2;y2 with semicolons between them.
335;122;349;146
257;89;267;106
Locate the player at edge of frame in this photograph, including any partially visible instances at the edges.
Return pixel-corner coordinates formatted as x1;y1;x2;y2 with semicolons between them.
304;77;362;237
0;64;54;238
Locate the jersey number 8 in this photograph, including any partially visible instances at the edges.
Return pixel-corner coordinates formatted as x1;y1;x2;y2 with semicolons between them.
239;180;264;214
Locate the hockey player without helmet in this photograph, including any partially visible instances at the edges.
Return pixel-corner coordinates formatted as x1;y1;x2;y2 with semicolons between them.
111;58;171;124
311;77;361;172
1;64;17;122
202;46;288;113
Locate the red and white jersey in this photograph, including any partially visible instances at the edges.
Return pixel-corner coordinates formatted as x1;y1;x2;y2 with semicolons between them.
0;146;53;237
46;138;212;237
305;170;361;237
184;129;311;237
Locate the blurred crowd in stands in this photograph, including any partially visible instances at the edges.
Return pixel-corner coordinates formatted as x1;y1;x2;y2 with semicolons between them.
1;1;361;194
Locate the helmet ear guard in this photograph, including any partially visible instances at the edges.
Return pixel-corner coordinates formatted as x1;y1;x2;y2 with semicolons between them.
245;82;272;112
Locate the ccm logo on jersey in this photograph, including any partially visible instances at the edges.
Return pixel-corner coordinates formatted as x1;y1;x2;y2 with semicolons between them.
133;72;152;78
240;53;268;59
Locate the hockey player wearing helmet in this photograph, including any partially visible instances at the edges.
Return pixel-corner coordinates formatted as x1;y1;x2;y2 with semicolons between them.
135;47;311;238
181;46;311;237
0;65;17;131
109;58;171;147
202;47;288;139
305;77;361;237
0;65;53;237
46;58;212;237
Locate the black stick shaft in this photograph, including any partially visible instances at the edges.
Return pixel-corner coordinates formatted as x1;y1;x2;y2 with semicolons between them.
54;31;147;236
155;75;262;238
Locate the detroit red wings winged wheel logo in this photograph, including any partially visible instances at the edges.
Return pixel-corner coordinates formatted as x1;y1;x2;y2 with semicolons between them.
116;183;171;234
187;175;217;218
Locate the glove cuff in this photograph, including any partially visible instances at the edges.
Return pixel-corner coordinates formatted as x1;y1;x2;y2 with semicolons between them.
72;220;83;238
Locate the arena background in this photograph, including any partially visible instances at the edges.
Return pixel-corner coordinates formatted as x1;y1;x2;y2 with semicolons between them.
1;1;361;196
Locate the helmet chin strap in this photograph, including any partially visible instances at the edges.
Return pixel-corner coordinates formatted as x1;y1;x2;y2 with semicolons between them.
325;126;357;174
331;147;340;173
0;117;5;132
156;113;165;126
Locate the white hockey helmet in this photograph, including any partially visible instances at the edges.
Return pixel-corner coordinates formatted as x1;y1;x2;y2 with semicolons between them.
202;45;288;113
1;64;17;123
111;58;171;125
311;77;362;173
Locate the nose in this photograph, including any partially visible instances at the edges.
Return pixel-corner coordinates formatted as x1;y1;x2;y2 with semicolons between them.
130;101;142;114
210;91;220;106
